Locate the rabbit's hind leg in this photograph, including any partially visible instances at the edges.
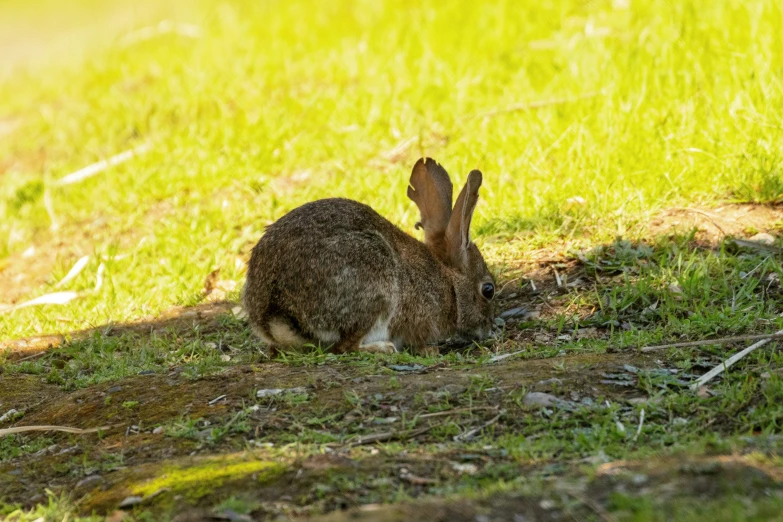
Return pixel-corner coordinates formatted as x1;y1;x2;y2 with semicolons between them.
331;329;396;355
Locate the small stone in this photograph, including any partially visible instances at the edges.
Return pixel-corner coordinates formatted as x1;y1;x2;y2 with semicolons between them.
152;426;164;434
533;333;551;343
627;397;661;406
107;386;122;393
452;462;478;475
75;475;104;489
750;232;775;245
576;327;598;339
118;496;143;509
441;384;467;395
534;378;563;390
138;370;155;376
500;307;526;319
388;364;425;372
494;317;506;327
539;499;556;510
523;392;559;408
257;387;307;398
0;409;19;423
220;354;231;362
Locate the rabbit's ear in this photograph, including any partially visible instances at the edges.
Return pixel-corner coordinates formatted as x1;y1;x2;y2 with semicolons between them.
446;170;482;268
407;158;453;252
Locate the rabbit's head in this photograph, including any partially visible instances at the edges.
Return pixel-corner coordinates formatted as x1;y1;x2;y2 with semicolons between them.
408;158;496;341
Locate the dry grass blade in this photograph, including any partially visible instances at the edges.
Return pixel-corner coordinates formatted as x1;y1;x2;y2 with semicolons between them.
55;256;90;288
0;291;79;314
632;408;645;443
689;328;783;390
487;350;525;363
94;262;106;292
54;144;151;186
0;424;116;436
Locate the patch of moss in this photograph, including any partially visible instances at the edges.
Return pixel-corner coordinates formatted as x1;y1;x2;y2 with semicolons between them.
132;458;286;500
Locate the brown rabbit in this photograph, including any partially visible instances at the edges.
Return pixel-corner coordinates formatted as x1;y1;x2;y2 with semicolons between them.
242;157;496;355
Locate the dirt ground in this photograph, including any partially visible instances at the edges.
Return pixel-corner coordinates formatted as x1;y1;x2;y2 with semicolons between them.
2;203;783;520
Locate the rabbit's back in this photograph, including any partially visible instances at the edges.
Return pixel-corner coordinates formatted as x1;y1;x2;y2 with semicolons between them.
243;198;403;351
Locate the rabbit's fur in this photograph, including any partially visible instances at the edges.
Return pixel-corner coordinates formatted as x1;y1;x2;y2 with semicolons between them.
242;158;495;355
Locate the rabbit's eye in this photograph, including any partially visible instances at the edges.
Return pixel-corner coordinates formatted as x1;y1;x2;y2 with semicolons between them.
481;282;495;300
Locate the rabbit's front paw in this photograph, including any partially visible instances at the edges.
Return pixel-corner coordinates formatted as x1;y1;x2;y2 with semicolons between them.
358;341;397;354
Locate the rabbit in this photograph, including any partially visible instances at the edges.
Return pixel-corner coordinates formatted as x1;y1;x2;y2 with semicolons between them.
242;157;496;356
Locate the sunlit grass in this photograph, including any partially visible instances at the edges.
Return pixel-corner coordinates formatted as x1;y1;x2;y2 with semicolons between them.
1;0;782;339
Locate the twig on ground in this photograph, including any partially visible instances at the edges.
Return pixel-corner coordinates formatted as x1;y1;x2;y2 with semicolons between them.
453;410;505;442
417;407;495;419
0;424;115;436
400;473;438;485
669;207;728;236
346;424;437;447
689;328;783;390
208;394;227;405
16;351;50;362
640;332;783;352
632;409;645;443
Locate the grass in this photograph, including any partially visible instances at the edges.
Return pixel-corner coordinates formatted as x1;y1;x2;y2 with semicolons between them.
2;0;783;520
